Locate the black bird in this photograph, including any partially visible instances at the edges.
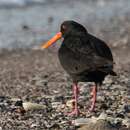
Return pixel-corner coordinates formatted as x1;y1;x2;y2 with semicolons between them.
41;20;116;116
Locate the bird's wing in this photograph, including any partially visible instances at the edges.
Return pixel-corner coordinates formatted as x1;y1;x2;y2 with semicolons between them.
64;35;114;74
87;33;113;61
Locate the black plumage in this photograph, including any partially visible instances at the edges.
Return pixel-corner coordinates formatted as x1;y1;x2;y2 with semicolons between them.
58;21;116;85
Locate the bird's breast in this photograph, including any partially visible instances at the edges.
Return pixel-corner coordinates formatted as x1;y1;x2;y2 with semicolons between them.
58;44;81;74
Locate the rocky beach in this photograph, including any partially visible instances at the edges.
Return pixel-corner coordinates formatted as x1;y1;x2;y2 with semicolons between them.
0;0;130;130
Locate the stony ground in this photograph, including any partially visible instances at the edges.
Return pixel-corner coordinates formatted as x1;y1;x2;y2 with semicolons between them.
0;49;129;130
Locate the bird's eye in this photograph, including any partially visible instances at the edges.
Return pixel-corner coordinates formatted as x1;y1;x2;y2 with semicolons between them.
62;25;66;30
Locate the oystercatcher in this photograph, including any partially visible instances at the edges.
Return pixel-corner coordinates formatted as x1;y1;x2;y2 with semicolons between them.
41;20;116;116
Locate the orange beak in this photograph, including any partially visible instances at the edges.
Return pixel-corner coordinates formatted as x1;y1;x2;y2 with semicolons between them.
41;32;62;49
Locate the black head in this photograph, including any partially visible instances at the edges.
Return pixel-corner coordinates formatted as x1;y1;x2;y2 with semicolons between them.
41;20;88;49
60;20;87;38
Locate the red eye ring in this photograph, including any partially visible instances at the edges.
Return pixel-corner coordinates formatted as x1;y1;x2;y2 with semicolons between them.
62;25;66;30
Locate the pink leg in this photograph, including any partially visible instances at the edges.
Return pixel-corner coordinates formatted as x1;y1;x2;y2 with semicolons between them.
89;84;97;112
68;83;79;116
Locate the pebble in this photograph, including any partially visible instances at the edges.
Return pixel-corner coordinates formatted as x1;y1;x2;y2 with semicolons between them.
122;118;130;128
51;102;62;108
104;77;113;84
124;104;130;113
78;119;118;130
30;123;38;128
72;118;94;126
66;99;75;109
23;102;46;111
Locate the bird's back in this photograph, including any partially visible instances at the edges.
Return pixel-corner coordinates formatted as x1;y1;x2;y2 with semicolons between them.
87;33;113;61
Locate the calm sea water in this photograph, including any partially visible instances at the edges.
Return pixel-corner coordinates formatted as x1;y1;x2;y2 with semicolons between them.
0;0;130;49
0;0;46;7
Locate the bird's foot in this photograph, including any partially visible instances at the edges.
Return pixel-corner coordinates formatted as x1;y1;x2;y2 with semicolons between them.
88;97;96;112
88;85;97;112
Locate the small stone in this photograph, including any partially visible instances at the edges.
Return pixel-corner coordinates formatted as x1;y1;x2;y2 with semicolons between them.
124;105;130;113
30;123;38;128
51;102;62;108
97;112;107;120
78;120;118;130
66;100;75;109
116;113;125;118
99;103;108;110
104;77;113;84
106;110;113;115
11;98;21;102
97;95;105;102
122;118;130;128
23;102;46;111
72;118;92;126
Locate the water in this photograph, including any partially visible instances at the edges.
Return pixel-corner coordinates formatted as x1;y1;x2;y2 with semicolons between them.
0;0;130;49
0;0;46;7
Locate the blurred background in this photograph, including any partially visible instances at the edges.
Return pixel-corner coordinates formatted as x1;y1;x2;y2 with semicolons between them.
0;0;130;71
